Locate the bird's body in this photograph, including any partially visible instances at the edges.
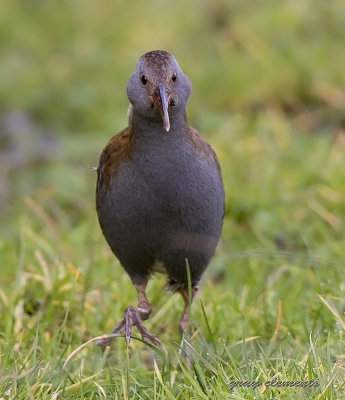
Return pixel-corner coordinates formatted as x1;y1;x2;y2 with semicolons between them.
96;50;224;345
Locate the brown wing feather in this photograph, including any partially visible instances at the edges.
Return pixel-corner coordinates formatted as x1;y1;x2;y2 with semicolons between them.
187;127;222;177
97;124;134;188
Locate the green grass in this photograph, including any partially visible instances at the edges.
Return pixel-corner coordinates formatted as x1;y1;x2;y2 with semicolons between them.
1;0;345;399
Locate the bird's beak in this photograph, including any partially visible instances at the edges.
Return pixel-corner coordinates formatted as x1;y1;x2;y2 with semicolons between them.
151;83;171;132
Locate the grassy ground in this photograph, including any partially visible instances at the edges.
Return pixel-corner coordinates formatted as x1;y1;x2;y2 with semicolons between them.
1;0;345;399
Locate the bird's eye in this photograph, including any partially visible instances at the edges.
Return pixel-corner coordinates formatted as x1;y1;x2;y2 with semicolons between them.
140;74;148;85
172;73;177;82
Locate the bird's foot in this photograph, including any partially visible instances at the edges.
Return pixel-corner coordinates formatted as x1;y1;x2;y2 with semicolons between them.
97;306;161;346
178;286;197;337
179;308;193;337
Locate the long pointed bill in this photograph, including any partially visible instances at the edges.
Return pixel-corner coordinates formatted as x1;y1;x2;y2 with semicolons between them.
151;83;171;132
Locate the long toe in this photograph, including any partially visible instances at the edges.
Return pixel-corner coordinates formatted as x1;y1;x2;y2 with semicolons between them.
135;321;162;346
129;306;162;346
97;306;161;346
97;307;129;346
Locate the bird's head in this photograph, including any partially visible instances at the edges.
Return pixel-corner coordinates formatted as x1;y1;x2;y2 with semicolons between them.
127;50;192;132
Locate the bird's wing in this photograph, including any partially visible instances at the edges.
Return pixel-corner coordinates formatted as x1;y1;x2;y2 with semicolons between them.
187;126;223;179
96;125;134;189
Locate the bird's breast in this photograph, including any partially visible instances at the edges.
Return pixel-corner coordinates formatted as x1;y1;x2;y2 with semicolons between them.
97;131;224;238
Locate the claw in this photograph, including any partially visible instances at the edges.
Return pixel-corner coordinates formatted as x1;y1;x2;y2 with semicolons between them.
97;306;161;347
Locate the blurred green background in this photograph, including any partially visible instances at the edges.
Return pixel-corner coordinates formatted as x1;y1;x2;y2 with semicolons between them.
1;0;345;398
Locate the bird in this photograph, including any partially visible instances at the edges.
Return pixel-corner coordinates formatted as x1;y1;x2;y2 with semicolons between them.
96;50;224;346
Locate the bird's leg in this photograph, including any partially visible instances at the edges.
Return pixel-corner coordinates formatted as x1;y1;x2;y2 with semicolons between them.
178;286;198;336
97;281;161;347
135;282;152;320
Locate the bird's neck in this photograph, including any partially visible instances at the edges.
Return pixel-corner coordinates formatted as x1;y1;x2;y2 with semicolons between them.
131;110;189;140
